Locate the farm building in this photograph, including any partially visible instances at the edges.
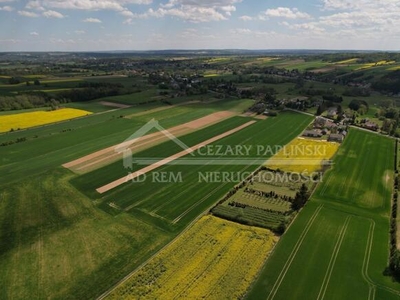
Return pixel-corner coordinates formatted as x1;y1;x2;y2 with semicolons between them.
327;107;337;118
314;117;326;128
303;130;323;138
328;133;344;143
325;120;337;129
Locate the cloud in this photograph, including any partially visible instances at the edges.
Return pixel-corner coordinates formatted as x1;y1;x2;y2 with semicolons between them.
27;0;153;13
120;9;134;17
231;28;251;34
239;15;252;21
263;7;312;19
0;0;15;2
75;30;85;34
83;17;102;23
282;0;400;41
30;31;39;36
43;10;64;18
123;18;134;24
18;10;39;17
130;0;241;22
0;5;13;11
26;0;44;10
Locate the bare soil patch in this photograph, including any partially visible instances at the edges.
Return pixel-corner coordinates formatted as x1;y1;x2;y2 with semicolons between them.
99;101;131;109
96;120;256;194
63;110;235;173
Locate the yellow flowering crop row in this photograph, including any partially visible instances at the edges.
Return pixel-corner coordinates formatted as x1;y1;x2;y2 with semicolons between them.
0;108;92;133
107;215;277;300
266;137;340;173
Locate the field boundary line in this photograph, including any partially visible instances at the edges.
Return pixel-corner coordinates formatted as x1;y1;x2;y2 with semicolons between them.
267;204;323;300
96;212;213;300
362;219;376;300
316;216;351;300
63;110;236;170
97;182;252;299
96;120;256;194
360;218;400;298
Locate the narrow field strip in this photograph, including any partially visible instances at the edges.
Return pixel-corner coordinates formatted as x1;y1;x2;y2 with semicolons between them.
361;219;400;299
316;216;351;300
74;126;191;171
98;101;131;108
96;121;256;194
62;110;235;172
267;205;324;300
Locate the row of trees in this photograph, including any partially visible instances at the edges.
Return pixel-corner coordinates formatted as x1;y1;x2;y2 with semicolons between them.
388;141;400;280
0;94;60;111
0;81;127;111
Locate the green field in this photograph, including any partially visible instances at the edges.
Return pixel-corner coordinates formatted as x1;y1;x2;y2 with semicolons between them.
212;205;287;230
72;112;313;230
0;108;312;298
0;99;248;186
225;190;291;212
0;169;171;299
3;53;400;300
246;129;399;299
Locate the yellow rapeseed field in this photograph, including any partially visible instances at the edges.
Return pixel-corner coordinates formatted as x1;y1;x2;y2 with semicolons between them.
267;137;340;173
0;108;92;132
107;215;277;300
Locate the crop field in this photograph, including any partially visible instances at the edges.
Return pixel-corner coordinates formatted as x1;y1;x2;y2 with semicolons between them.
212;205;287;230
252;171;312;197
0;169;172;299
63;101;117;113
210;169;304;231
105;215;278;300
225;190;291;213
0;98;274;299
0;108;92;132
246;129;399;300
0;100;249;186
267;137;340;173
2;51;400;300
72;112;313;229
97;90;159;105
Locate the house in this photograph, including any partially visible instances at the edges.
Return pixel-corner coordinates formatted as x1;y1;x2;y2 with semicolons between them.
314;117;326;128
327;107;337;118
303;130;323;138
363;122;379;131
328;134;344;143
325;120;337;129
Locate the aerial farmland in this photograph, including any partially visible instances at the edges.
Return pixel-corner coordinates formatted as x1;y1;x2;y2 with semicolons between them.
1;49;400;300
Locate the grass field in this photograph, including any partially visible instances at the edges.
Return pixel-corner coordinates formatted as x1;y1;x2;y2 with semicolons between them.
0;108;92;133
105;215;277;300
246;129;399;300
267;137;340;173
0;169;171;299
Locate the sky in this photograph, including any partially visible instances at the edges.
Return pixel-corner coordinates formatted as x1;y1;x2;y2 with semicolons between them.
0;0;399;51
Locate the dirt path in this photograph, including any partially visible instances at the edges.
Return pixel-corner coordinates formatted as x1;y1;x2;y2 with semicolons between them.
96;120;256;194
63;111;235;173
99;101;131;109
